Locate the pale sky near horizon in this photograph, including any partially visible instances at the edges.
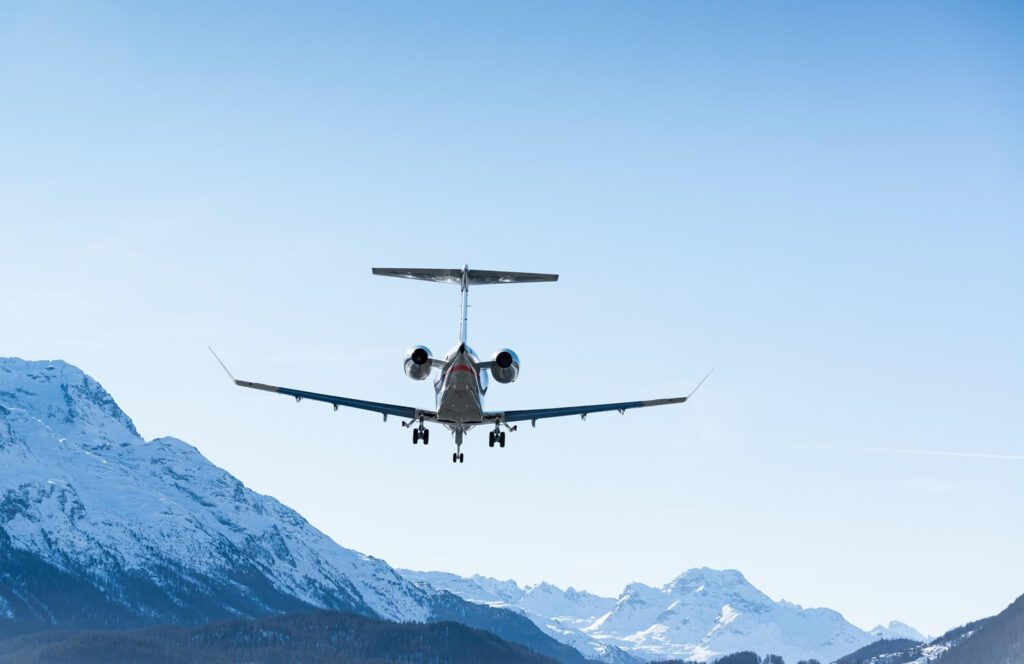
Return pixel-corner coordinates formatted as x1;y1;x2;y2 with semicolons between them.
1;1;1022;638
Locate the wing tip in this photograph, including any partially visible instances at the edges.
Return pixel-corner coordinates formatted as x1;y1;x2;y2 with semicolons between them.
208;346;237;382
686;367;715;399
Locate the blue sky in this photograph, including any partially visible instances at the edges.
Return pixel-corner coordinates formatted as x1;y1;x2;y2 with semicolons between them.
1;1;1022;637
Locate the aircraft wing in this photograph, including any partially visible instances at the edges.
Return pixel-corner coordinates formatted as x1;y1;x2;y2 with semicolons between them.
210;349;434;422
488;370;713;427
491;397;686;426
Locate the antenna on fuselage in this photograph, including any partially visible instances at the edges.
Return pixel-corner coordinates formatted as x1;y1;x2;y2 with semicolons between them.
371;265;559;343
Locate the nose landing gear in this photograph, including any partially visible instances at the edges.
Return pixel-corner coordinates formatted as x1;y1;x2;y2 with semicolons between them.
452;429;465;463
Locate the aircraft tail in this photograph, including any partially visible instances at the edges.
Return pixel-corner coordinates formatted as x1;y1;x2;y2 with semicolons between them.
373;265;558;343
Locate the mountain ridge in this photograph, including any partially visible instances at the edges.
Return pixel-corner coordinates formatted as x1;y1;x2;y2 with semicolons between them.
400;567;922;663
0;356;584;663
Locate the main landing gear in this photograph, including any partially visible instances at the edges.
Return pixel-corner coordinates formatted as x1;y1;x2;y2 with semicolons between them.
412;426;429;445
488;428;506;448
452;452;464;463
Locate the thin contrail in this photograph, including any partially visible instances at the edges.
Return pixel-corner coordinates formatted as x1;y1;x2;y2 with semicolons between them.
871;448;1024;462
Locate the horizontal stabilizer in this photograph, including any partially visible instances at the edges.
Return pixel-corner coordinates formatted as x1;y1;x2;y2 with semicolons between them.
373;267;557;286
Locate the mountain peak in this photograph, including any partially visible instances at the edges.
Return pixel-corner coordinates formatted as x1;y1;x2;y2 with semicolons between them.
667;567;751;593
869;619;928;642
0;357;140;450
0;356;437;629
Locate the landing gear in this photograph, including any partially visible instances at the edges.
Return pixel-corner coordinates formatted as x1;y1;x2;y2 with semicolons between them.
489;428;506;448
452;429;465;463
412;420;429;445
499;431;506;448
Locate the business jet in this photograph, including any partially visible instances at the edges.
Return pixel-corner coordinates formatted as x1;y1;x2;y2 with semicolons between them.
211;266;710;463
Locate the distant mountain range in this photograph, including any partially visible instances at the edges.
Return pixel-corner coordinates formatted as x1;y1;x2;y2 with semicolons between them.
0;356;1008;664
400;568;926;663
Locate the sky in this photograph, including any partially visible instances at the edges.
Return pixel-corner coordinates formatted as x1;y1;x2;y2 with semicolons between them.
1;0;1022;638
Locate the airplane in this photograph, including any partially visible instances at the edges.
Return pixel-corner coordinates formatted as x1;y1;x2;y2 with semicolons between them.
211;265;711;464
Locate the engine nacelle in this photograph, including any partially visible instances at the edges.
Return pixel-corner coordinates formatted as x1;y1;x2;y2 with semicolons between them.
489;349;520;384
404;345;433;380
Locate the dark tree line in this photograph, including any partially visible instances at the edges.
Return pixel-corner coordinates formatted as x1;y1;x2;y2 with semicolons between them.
0;610;555;664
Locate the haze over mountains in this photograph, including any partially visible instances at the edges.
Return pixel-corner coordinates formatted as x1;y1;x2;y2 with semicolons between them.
0;356;1002;664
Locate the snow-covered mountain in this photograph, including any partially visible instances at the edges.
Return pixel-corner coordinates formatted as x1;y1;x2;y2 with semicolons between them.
402;568;917;663
0;357;430;628
869;620;928;643
0;357;586;663
401;570;636;662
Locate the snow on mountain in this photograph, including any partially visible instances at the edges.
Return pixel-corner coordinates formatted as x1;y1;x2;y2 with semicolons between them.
401;570;526;606
870;620;928;642
584;567;877;662
519;582;617;629
0;357;594;663
403;570;635;662
402;567;924;663
0;358;431;628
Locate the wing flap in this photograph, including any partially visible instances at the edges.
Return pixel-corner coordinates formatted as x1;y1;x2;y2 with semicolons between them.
491;369;713;425
235;379;420;419
496;397;687;424
212;348;427;422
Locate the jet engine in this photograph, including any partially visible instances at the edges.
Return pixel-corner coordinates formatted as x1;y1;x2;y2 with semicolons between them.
489;349;520;384
404;346;433;380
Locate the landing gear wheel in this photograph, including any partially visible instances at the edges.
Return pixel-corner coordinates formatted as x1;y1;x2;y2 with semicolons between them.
499;432;506;448
412;429;420;444
452;452;458;463
459;453;464;463
422;429;429;445
488;431;495;448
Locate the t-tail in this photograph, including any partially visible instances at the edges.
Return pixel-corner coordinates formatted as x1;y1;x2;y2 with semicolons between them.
372;265;558;342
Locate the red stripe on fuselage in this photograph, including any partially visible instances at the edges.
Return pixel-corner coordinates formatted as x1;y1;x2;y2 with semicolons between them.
449;364;475;374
